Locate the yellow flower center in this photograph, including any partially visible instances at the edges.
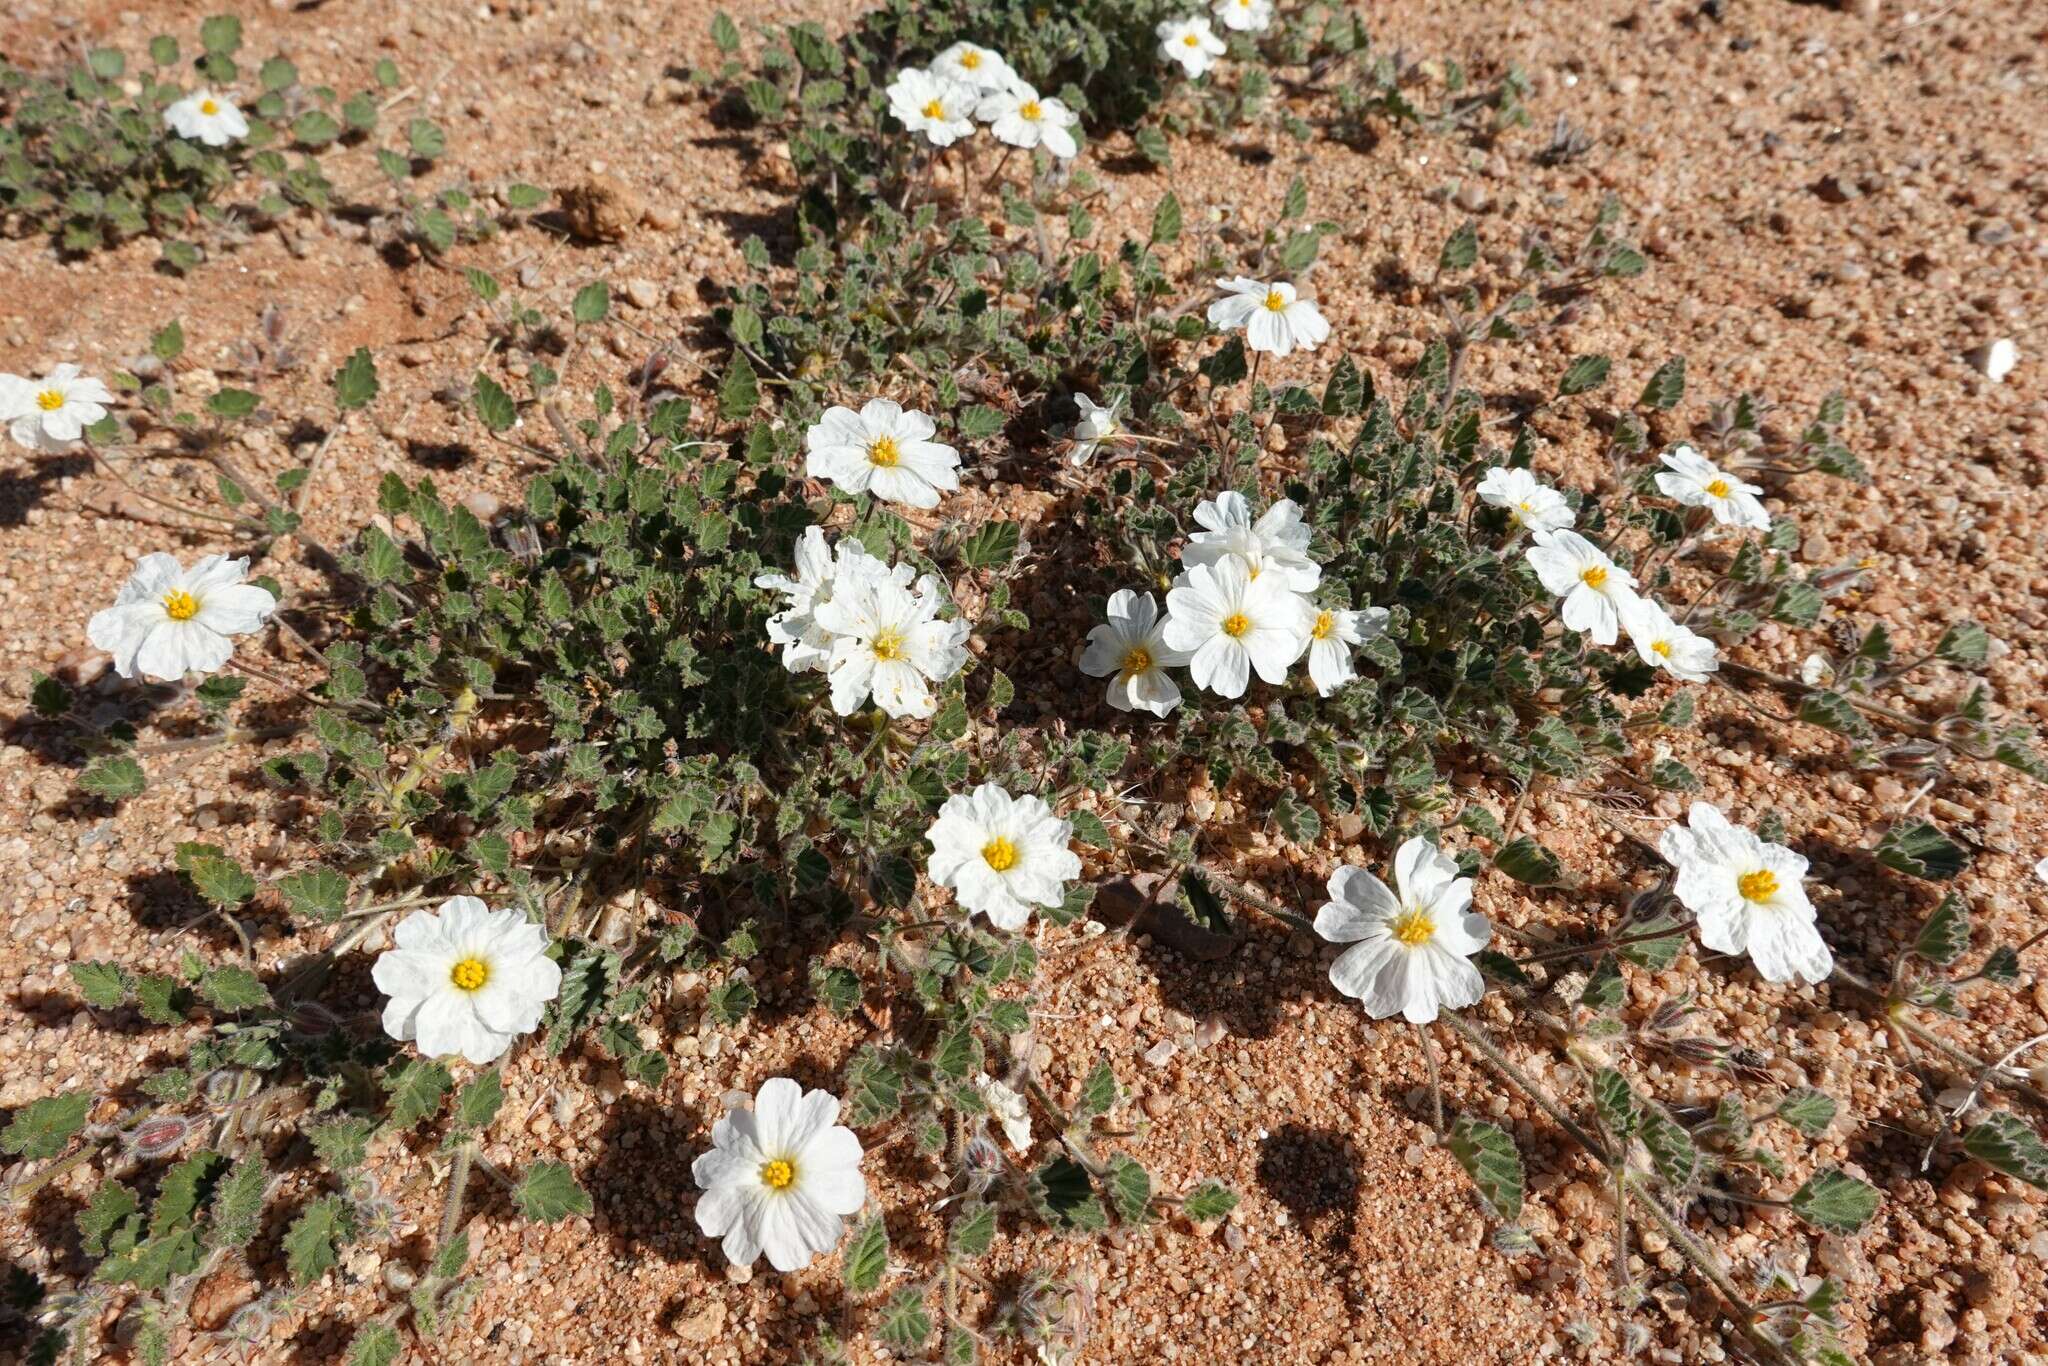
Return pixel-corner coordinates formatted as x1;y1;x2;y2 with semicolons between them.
922;98;945;120
161;589;200;621
1736;869;1779;903
1121;645;1153;676
961;51;982;70
1652;639;1673;658
1019;100;1042;121
199;98;219;115
982;836;1018;872
1704;478;1731;498
1580;565;1608;590
867;435;901;467
1517;500;1534;513
1311;610;1335;641
870;627;906;662
449;957;489;991
1221;612;1251;639
1183;33;1201;46
1389;909;1435;947
37;388;66;411
759;1158;796;1190
1263;290;1288;312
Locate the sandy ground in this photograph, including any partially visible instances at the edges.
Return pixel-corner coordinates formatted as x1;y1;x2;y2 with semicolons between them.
3;0;2047;1362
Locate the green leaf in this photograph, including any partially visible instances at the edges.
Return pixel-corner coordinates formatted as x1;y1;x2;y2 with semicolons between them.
1067;809;1110;848
1107;1155;1152;1223
1639;1106;1703;1190
1638;357;1686;410
1962;1111;2048;1189
345;1323;403;1366
70;961;130;1009
1788;1168;1880;1233
174;842;255;906
842;1213;888;1292
78;1180;140;1255
279;866;350;920
206;388;261;419
955;404;1005;440
1912;893;1970;966
207;1158;266;1249
1494;836;1562;886
718;352;759;422
2;1092;90;1159
1591;1068;1639;1139
473;372;516;432
1556;354;1611;397
1580;955;1626;1012
572;281;610;324
333;347;379;411
292;110;343;147
1876;821;1969;881
1149;192;1182;245
957;521;1020;569
1775;1089;1838;1138
1798;690;1872;739
196;966;269;1013
285;1195;353;1285
200;15;243;55
382;1059;453;1129
406;118;446;159
1447;1116;1524;1221
1180;1180;1238;1223
1033;1155;1106;1232
878;1287;932;1350
514;1160;592;1221
1438;220;1478;273
710;11;741;53
152;319;185;362
1935;620;1989;667
1075;1059;1119;1120
1272;792;1321;844
455;1070;504;1132
79;755;145;799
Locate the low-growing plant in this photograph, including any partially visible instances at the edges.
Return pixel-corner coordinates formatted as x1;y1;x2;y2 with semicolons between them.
7;3;2048;1364
0;14;546;268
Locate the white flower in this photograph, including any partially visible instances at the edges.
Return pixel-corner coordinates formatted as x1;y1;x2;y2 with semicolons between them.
1972;338;2018;384
1654;445;1770;531
1476;466;1574;533
1799;652;1834;687
1621;598;1719;683
2035;855;2048;887
976;81;1078;158
1068;393;1126;464
86;553;277;682
1181;490;1321;592
804;398;962;509
1157;16;1226;76
976;1073;1033;1151
755;526;902;674
1205;277;1332;357
1524;529;1639;646
1079;589;1189;717
815;571;969;719
1314;838;1491;1024
1161;556;1310;698
1213;0;1275;32
1304;604;1390;697
371;897;562;1064
692;1077;867;1273
1658;803;1832;986
927;783;1081;931
162;89;249;147
886;68;978;147
0;364;114;452
931;41;1016;91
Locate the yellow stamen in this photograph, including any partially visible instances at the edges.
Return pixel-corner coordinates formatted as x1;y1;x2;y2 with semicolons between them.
161;589;199;621
1580;565;1608;590
36;389;64;411
867;435;901;467
449;957;489;991
1652;640;1673;658
1704;478;1731;498
1263;289;1288;312
870;627;906;662
1311;610;1335;641
759;1158;795;1190
1220;612;1251;639
961;51;982;70
1184;33;1201;46
1389;909;1435;947
982;836;1018;872
1019;100;1042;121
922;98;945;120
1737;869;1779;903
1121;645;1153;676
199;98;219;115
